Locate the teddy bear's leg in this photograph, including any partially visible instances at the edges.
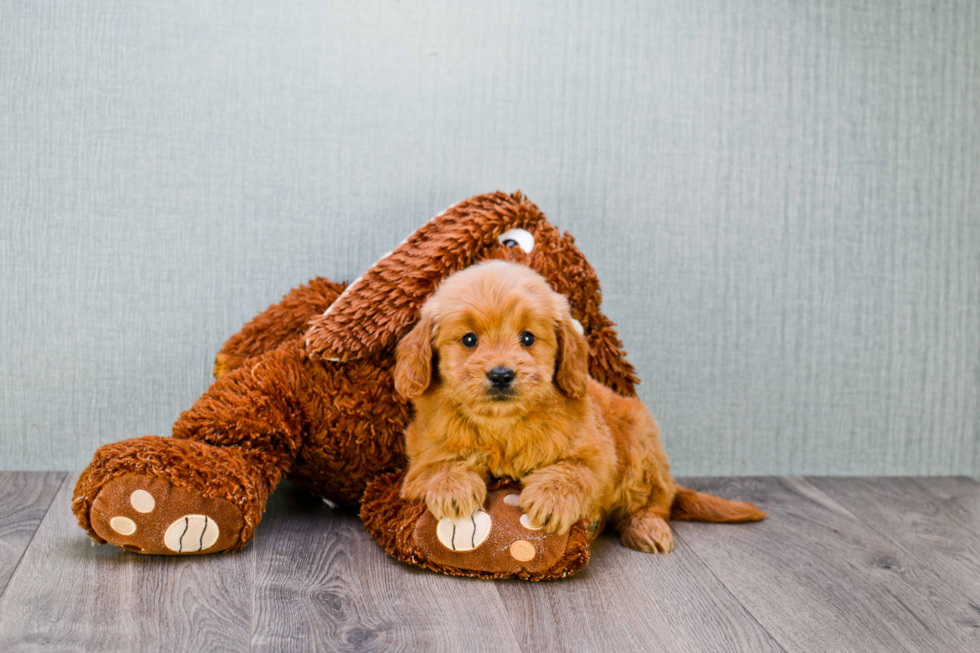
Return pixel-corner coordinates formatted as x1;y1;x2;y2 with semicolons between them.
74;342;310;554
214;276;347;378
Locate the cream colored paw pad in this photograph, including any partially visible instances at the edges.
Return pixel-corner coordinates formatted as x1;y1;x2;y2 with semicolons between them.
109;516;136;535
520;514;542;531
510;540;536;561
164;515;219;553
503;493;520;506
130;489;155;513
436;511;492;551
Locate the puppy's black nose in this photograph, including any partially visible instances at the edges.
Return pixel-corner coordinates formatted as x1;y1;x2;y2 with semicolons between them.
487;367;515;389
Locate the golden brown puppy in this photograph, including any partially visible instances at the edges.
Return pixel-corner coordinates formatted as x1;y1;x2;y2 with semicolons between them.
395;261;758;553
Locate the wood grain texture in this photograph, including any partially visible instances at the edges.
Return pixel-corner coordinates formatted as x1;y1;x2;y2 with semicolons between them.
0;474;253;653
0;472;64;598
806;476;980;635
673;477;980;653
495;533;785;653
2;476;980;651
1;0;978;478
250;483;522;653
904;477;980;531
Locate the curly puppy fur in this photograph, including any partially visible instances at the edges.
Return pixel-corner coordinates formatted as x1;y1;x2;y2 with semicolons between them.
396;262;766;553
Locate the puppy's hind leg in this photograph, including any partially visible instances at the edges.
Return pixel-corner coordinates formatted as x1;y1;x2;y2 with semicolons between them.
619;503;675;554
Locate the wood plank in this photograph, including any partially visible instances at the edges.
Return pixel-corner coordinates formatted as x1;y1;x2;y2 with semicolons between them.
904;476;980;534
808;476;980;547
0;472;64;598
0;473;253;652
250;483;523;653
806;476;980;632
495;531;785;653
673;477;980;653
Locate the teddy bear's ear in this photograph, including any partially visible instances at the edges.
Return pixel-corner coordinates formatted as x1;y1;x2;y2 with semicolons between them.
585;315;640;398
304;191;545;362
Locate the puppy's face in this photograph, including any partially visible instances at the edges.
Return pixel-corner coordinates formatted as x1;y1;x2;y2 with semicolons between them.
395;262;590;418
434;289;557;418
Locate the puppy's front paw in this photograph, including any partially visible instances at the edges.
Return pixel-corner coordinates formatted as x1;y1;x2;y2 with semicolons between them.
423;470;487;520
519;480;587;534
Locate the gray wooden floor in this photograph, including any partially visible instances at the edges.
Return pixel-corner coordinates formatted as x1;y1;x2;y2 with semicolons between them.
0;474;978;652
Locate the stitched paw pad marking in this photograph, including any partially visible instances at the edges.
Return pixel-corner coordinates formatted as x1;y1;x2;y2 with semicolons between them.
164;515;219;553
519;513;543;531
436;510;492;551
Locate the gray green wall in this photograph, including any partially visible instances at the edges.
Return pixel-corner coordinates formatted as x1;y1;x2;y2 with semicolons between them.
2;0;978;475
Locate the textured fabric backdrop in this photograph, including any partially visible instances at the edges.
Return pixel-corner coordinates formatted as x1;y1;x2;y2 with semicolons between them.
2;0;978;475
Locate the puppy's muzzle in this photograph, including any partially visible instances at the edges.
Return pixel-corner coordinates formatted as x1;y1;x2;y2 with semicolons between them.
487;367;516;391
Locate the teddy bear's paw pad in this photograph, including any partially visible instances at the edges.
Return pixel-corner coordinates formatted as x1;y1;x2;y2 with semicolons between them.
163;515;220;553
89;474;244;555
435;511;492;551
509;540;536;561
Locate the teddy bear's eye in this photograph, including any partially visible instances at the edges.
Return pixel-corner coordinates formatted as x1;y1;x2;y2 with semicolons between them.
497;228;534;254
461;333;478;348
520;331;535;347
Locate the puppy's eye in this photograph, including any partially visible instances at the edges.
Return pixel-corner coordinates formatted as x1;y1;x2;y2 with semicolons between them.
461;333;478;348
520;331;535;347
497;228;534;254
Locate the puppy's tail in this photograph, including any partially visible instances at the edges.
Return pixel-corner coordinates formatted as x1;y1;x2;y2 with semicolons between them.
670;486;767;523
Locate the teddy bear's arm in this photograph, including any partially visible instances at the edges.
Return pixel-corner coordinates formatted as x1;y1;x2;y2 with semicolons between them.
214;276;347;378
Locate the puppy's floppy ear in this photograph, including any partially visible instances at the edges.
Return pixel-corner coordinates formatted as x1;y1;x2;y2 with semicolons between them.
394;313;437;400
553;297;590;399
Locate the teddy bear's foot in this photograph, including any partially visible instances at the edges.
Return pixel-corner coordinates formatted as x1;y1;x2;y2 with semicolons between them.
74;436;274;555
422;489;569;569
362;473;598;580
88;474;244;554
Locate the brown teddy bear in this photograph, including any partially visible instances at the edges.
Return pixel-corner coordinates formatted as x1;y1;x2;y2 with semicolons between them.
72;191;763;580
